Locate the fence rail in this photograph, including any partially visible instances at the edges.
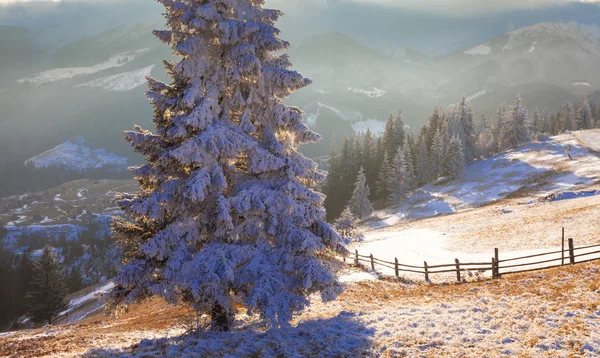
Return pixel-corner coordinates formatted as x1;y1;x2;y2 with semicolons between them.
344;228;600;283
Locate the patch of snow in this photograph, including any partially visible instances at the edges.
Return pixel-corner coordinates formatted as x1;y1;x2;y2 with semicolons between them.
77;189;88;199
17;48;152;85
25;137;127;172
352;119;386;136
76;65;155;92
348;87;387;98
465;89;487;102
54;194;66;202
6;216;28;226
39;216;54;224
572;81;591;87
338;271;377;283
316;102;363;122
68;282;115;311
464;44;491;56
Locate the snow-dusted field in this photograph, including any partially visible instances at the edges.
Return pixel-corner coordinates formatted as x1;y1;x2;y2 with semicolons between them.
373;132;600;227
353;228;600;282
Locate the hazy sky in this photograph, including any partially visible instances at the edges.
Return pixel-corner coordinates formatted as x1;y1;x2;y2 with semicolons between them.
1;0;600;55
0;0;598;12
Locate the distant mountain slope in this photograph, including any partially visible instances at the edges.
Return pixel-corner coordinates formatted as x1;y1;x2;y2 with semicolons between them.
25;137;128;172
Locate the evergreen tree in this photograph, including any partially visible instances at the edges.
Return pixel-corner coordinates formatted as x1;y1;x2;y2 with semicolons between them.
494;104;507;152
389;144;415;204
415;136;430;186
334;207;357;242
110;0;345;331
540;109;550;134
26;246;69;325
376;152;394;206
68;267;84;294
323;137;344;221
531;109;540;134
560;102;575;132
445;136;466;180
431;126;446;178
361;129;378;190
454;97;475;163
595;104;600;128
349;167;373;220
500;94;530;150
475;114;494;158
575;96;593;130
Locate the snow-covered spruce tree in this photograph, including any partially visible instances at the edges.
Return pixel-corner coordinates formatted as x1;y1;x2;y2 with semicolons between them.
476;114;494;159
415;136;430;186
500;94;530;150
376;152;393;206
110;0;346;331
389;144;415;204
349;167;373;220
334;207;357;243
575;96;593;130
445;136;466;180
26;246;69;325
431;126;446;179
494;104;507;152
454;97;475;163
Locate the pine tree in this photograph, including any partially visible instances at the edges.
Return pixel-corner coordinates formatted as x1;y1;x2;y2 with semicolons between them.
594;104;600;128
445;136;466;180
376;152;394;206
494;104;507;152
110;0;345;330
575;96;593;130
454;97;475;163
68;267;84;294
361;129;378;190
431;126;446;178
531;109;540;134
26;246;69;325
475;114;494;158
415;135;430;186
334;207;356;242
500;94;530;150
560;102;575;132
323;137;344;221
349;167;373;220
540;109;550;134
389;144;415;204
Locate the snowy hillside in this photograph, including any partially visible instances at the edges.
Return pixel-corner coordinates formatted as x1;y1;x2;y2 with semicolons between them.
375;131;600;226
76;65;155;92
25;137;128;172
17;48;152;86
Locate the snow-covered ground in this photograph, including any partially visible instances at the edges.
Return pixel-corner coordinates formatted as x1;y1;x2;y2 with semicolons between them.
353;228;600;282
25;136;128;172
352;119;386;136
76;65;155;92
17;48;152;85
374;132;600;227
347;87;387;98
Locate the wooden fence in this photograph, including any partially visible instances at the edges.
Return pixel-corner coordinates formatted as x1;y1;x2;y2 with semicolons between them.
345;229;600;282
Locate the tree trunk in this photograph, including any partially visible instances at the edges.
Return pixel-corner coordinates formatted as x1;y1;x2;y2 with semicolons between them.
211;302;231;332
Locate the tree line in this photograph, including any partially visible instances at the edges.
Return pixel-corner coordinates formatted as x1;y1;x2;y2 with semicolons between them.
324;95;600;223
0;247;72;330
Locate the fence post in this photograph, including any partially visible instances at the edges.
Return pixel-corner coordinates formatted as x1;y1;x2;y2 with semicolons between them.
355;249;359;266
568;238;575;265
561;228;565;266
455;259;461;282
394;258;399;278
424;261;429;282
494;248;500;278
370;253;375;270
491;257;496;279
